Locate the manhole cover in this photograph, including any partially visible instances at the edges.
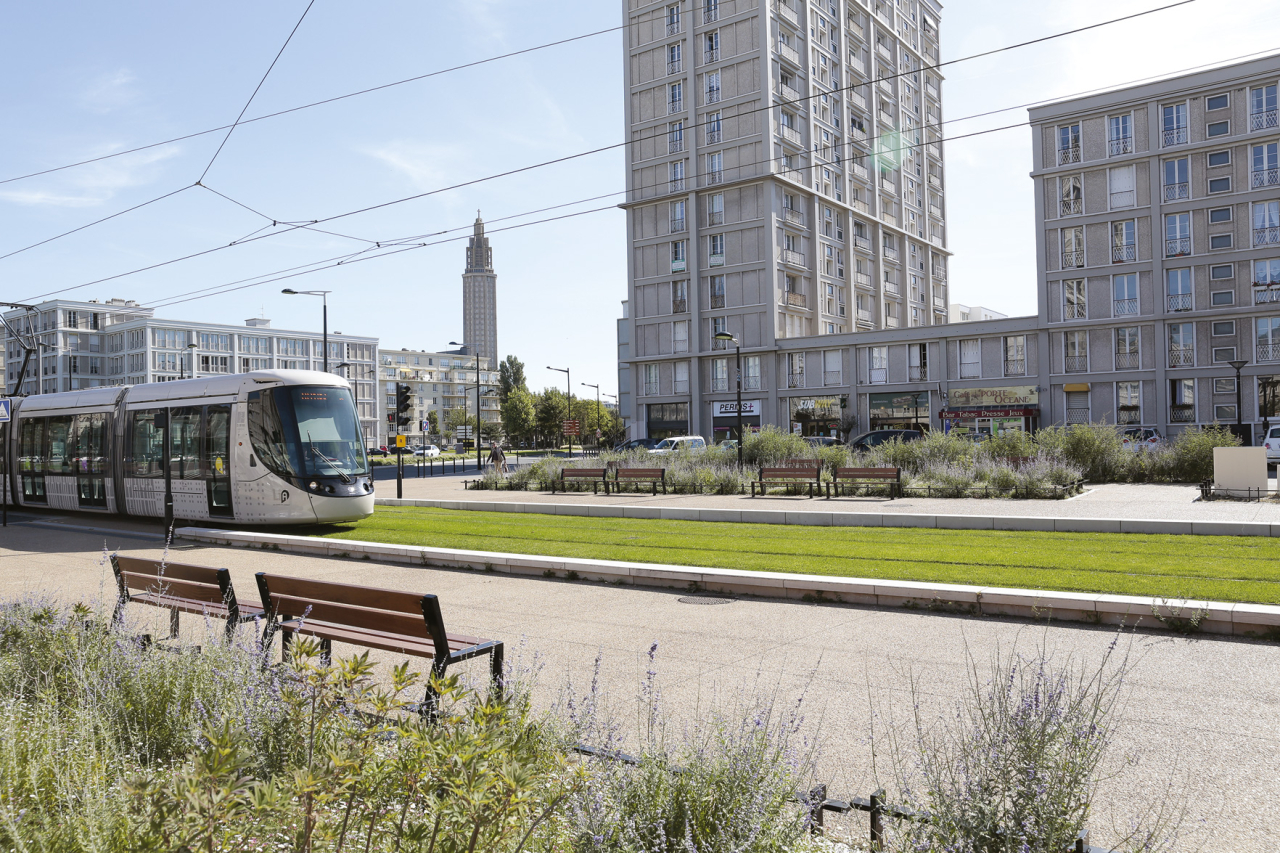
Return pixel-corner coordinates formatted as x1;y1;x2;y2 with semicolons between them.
677;596;735;605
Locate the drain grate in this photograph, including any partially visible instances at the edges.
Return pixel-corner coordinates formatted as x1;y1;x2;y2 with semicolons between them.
677;596;735;605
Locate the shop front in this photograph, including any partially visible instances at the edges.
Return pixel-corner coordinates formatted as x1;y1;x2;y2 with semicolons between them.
788;396;844;437
711;400;762;443
645;402;689;440
941;386;1040;436
869;391;931;431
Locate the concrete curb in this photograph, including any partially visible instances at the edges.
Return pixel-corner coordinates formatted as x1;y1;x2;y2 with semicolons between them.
374;497;1278;538
175;527;1280;640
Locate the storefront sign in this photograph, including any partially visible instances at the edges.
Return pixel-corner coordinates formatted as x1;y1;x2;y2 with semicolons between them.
946;386;1038;408
713;400;760;416
939;407;1038;420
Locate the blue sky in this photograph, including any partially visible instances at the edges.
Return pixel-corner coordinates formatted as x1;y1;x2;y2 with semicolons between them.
2;0;1279;395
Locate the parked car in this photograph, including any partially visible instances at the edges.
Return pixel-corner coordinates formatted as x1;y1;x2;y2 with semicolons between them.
413;444;441;457
1263;427;1280;462
614;438;660;452
717;439;739;450
649;435;707;454
1121;427;1163;451
847;429;923;450
804;436;840;447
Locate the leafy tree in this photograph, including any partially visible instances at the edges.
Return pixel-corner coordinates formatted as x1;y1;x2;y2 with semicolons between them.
497;355;527;402
535;389;569;446
571;398;621;447
501;386;537;446
426;409;439;436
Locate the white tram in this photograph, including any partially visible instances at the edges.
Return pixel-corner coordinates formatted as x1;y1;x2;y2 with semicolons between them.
0;371;374;525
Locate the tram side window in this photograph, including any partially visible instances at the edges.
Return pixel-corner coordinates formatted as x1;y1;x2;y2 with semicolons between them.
19;419;44;474
46;416;73;475
170;408;203;479
130;411;164;478
72;413;108;474
247;390;297;476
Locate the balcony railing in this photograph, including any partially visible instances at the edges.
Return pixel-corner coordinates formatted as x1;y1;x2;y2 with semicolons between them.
780;290;807;308
1062;250;1085;268
931;265;947;281
855;272;871;289
710;293;725;309
1064;301;1086;320
933;295;947;310
777;81;802;102
1004;359;1026;376
712;336;727;350
1251;109;1279;131
783;207;804;226
780;124;802;145
674;379;689;394
706;87;721;104
1108;136;1133;156
775;0;799;26
1118;408;1141;425
1060;199;1082;216
669;138;684;154
705;49;720;64
1111;243;1136;263
1170;405;1195;423
706;170;724;186
674;337;688;353
706;128;722;144
1254;226;1280;246
1115;351;1140;369
644;382;660;396
670;217;685;233
881;177;896;193
960;363;980;379
1252;168;1280;189
882;245;899;261
885;316;900;328
778;41;800;64
883;279;900;295
1167;293;1192;312
908;366;927;381
1259;343;1280;362
669;178;685;193
787;372;805;388
704;6;719;23
1113;298;1138;316
711;378;729;392
1066;408;1090;425
869;367;887;384
744;376;762;391
780;249;806;267
672;298;687;313
1162;127;1187;147
1254;287;1280;305
928;173;942;187
1110;190;1135;208
876;42;893;61
1163;182;1189;201
668;98;684;115
824;370;842;386
1058;147;1082;165
852;198;870;214
667;20;681;35
1064;355;1088;373
708;210;724;226
668;59;682;75
1165;237;1191;257
1168;346;1194;367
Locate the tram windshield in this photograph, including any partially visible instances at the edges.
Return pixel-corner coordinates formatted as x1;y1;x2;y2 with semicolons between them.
247;386;369;481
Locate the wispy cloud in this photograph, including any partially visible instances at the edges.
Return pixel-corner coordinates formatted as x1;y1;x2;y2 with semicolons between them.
0;146;181;208
80;69;138;114
364;141;473;191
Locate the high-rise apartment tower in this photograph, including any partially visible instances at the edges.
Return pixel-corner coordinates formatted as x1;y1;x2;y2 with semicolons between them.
463;212;499;366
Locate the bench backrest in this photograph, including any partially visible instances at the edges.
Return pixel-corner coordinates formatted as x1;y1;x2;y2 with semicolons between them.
561;468;606;479
616;468;665;479
760;466;821;479
255;572;451;656
112;555;230;607
777;458;822;468
834;467;900;479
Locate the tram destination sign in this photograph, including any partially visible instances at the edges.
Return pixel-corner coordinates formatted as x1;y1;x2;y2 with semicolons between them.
0;399;10;423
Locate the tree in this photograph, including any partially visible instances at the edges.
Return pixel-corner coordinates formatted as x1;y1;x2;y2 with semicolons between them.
571;398;620;447
426;410;439;436
497;355;527;402
480;421;504;444
535;389;569;446
500;387;537;446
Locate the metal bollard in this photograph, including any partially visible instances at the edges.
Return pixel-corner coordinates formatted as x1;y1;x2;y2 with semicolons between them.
869;788;885;850
807;784;827;835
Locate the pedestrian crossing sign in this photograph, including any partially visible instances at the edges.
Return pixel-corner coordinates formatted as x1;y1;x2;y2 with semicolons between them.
0;399;9;423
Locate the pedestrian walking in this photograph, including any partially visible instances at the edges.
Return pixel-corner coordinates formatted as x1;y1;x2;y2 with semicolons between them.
488;441;508;474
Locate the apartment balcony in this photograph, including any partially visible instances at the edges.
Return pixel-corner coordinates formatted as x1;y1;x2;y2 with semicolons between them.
1064;302;1086;320
931;265;947;281
857;308;872;322
851;90;867;111
1059;199;1082;216
908;366;927;382
852;198;870;214
669;138;685;154
779;249;806;268
778;165;808;184
672;297;687;313
882;246;899;262
787;372;805;389
711;377;729;392
779;290;807;308
744;376;762;391
1118;407;1142;425
1168;345;1194;367
775;0;799;26
1252;168;1280;189
705;48;720;64
1113;298;1138;316
671;257;687;273
881;177;896;193
876;42;893;61
1111;243;1136;263
780;124;802;145
1259;343;1280;362
1058;147;1082;165
708;210;724;226
1250;109;1279;131
1163;182;1189;201
1167;293;1192;312
674;338;688;353
669;178;685;193
1110;190;1135;208
929;204;943;219
668;59;682;75
674;379;689;394
933;295;946;310
644;382;660;396
1062;250;1085;269
1064;356;1088;373
777;81;802;102
927;173;942;188
883;280;900;295
705;170;724;186
703;6;719;23
706;87;721;104
869;367;887;384
1169;405;1195;423
668;98;684;115
1254;287;1280;305
667;20;681;35
710;293;725;309
1004;359;1026;377
1108;136;1133;156
885;316;900;328
778;41;800;65
1162;127;1188;147
1254;226;1280;246
855;271;871;289
1165;237;1191;257
783;207;804;226
1065;407;1090;425
823;370;842;386
670;217;686;233
1115;351;1140;369
709;252;725;267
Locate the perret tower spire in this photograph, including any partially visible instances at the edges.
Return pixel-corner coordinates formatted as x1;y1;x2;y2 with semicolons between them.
462;209;498;365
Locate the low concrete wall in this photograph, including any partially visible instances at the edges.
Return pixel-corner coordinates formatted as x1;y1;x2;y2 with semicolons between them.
375;498;1278;538
176;527;1280;640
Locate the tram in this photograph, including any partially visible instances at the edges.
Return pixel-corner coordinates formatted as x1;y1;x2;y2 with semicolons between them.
0;371;374;525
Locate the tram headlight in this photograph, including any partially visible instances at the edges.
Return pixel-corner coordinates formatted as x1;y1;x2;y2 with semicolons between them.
309;481;319;490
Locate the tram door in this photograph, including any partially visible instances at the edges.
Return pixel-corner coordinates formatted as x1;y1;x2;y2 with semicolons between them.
206;405;233;518
73;413;108;509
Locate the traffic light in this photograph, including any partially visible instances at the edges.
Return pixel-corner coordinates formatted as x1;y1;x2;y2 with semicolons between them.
395;383;412;429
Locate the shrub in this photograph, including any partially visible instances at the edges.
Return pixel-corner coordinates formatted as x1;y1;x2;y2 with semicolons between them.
743;426;810;466
1169;425;1239;482
1035;424;1126;482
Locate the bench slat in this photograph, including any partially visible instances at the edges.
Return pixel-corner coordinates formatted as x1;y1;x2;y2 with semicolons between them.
129;591;232;618
121;572;225;605
114;555;223;586
276;618;482;655
270;594;430;640
258;575;426;615
562;469;606;478
616;469;664;478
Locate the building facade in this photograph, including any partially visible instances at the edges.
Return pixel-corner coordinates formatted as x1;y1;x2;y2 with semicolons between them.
949;303;1007;323
619;0;951;440
2;298;379;443
617;52;1280;444
463;213;499;367
375;348;499;447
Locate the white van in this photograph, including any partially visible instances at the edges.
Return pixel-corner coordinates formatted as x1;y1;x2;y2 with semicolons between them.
649;435;707;454
1264;427;1280;462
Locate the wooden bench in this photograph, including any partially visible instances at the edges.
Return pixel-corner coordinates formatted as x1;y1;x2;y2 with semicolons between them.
111;554;262;642
828;467;901;499
255;573;504;707
613;467;667;495
751;465;822;498
552;467;609;494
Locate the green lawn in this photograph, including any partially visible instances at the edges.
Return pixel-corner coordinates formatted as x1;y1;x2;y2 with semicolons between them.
296;507;1280;604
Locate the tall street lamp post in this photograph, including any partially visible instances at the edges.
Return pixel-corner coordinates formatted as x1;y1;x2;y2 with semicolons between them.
714;332;743;469
1229;359;1249;445
450;342;485;472
184;342;198;379
548;366;571;457
603;393;618;447
282;289;332;372
582;382;601;448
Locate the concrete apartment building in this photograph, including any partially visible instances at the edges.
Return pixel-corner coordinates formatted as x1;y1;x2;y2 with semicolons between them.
618;51;1280;442
2;298;380;442
949;303;1007;323
619;0;951;440
375;348;499;447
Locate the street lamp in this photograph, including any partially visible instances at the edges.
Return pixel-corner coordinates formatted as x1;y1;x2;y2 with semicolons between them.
582;382;601;448
281;289;332;372
548;366;572;457
603;393;618;447
714;332;743;469
1229;359;1248;445
450;342;487;472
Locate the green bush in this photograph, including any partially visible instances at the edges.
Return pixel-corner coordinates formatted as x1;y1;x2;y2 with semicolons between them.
742;426;810;466
1169;424;1240;482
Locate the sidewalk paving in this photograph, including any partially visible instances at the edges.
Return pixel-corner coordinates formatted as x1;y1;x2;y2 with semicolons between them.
1;516;1276;851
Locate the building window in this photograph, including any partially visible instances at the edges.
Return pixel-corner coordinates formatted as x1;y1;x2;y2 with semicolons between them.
711;357;729;392
1164;212;1190;257
1117;381;1141;424
1108;166;1134;208
1210;234;1233;250
1250;84;1278;131
1213;320;1236;337
1212;348;1237;364
1254;142;1279;188
1059;174;1082;216
1208;177;1231;194
1170;378;1195;422
1254;200;1280;247
673;320;689;353
1162;158;1188;201
1063;279;1086;320
1111;220;1136;263
671;240;687;272
1162;103;1188;146
709;274;726;308
669;159;685;192
1209;207;1233;224
708;192;724;226
868;346;887;384
672;280;688;313
1169;323;1194;367
1064;331;1087;373
1115;327;1140;370
708;233;725;265
1166;268;1192;312
670;199;686;233
959;339;980;379
1214;404;1238;421
1207;120;1230;137
706;111;722;144
1215;378;1237;395
1057;123;1081;164
667;43;682;75
1208;150;1231;168
643;363;659;396
711;316;727;349
1211;290;1235;306
908;344;927;382
1061;226;1084;268
1003;335;1026;376
787;352;805;388
1107;114;1132;155
1207;93;1230;111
